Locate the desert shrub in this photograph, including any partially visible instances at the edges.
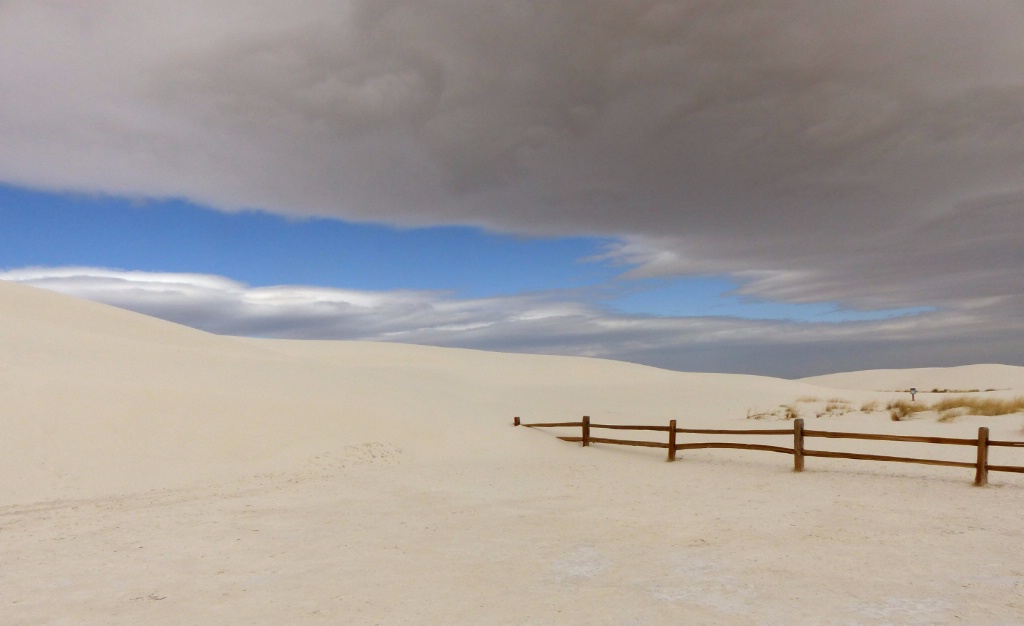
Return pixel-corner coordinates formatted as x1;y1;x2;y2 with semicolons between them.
816;399;852;418
860;400;880;412
937;408;967;423
884;395;1024;422
796;396;820;403
886;399;923;421
930;396;1024;417
747;405;801;420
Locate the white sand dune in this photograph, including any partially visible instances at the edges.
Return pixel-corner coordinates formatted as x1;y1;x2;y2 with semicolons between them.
801;364;1024;393
3;279;1024;624
0;279;822;504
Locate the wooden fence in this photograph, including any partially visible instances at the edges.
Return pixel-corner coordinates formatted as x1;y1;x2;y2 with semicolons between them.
513;416;1024;486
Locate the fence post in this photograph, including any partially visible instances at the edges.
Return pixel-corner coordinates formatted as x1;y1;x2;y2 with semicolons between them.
667;419;677;462
975;426;989;486
793;418;805;472
582;416;590;447
514;416;520;427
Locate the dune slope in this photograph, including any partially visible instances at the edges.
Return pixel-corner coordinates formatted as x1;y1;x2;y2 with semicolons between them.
800;364;1023;392
1;279;823;504
4;279;1024;625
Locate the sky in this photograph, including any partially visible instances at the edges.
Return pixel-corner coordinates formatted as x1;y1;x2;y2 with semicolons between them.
1;1;1023;378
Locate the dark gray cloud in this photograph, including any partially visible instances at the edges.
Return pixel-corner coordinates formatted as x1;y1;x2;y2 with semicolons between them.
2;2;1023;371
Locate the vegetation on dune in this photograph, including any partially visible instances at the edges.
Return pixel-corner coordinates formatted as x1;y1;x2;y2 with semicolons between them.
751;396;1024;423
897;388;998;393
860;400;880;413
887;399;922;421
819;399;852;418
748;397;856;420
746;404;802;420
887;396;1024;421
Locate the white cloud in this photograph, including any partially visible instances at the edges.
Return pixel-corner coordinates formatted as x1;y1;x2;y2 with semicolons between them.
5;268;1021;377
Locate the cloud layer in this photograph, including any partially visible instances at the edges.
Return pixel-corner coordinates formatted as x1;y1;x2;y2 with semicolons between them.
2;2;1023;370
5;267;1021;378
2;2;1024;305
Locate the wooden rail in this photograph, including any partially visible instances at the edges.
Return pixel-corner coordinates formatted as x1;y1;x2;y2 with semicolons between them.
514;416;1024;486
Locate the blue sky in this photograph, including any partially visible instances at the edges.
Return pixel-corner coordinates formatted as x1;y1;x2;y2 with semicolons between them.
0;184;930;324
0;184;613;297
2;2;1022;377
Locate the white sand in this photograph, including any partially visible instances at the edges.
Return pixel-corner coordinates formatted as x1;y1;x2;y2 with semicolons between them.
3;279;1024;624
801;364;1024;394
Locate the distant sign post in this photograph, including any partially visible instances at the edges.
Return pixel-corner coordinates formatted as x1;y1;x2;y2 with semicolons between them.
910;387;917;401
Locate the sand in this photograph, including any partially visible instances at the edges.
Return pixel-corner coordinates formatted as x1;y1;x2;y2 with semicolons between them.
2;279;1023;624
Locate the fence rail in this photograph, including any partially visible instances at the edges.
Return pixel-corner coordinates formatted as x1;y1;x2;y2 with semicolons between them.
512;415;1024;486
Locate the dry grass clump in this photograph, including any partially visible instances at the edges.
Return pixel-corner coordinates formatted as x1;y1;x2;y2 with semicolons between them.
887;399;923;421
937;408;967;423
931;396;1024;416
817;399;853;418
747;404;801;420
899;388;988;393
778;396;1023;422
888;396;1024;421
860;400;880;413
